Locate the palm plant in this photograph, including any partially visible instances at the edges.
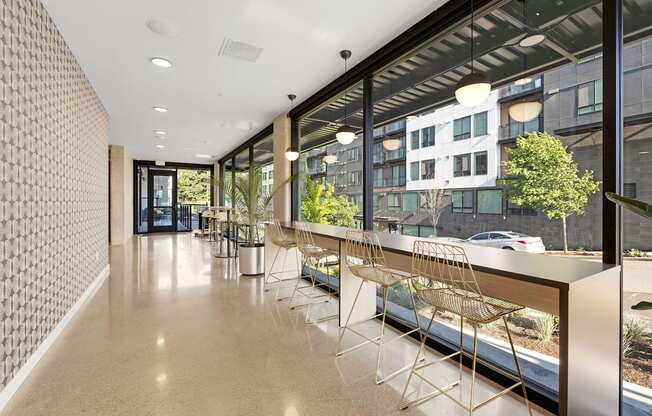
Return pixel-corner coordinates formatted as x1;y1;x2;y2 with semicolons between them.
224;166;293;247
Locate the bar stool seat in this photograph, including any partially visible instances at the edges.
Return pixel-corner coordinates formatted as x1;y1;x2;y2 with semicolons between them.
415;284;522;324
348;264;411;288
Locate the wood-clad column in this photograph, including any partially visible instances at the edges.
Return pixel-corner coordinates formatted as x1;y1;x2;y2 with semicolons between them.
273;113;291;221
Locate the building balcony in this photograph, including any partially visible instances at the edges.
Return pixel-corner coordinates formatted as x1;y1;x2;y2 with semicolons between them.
498;117;543;143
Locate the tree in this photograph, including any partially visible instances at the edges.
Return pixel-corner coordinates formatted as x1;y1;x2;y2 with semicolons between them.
499;132;600;252
422;189;448;237
300;177;359;227
177;169;210;204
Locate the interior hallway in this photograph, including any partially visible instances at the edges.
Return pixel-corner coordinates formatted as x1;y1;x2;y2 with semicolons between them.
1;234;549;416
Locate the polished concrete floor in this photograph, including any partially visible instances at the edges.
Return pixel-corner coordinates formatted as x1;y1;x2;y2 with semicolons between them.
2;234;551;416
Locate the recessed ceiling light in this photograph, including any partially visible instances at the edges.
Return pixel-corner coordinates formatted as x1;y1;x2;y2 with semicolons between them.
151;57;173;68
514;77;532;86
153;130;167;136
195;154;212;159
153;106;168;113
156;144;165;149
519;33;546;48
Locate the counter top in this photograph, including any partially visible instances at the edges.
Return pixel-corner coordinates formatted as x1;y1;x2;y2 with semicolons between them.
279;221;615;289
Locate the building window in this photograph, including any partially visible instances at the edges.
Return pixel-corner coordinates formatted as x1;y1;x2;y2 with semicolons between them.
624;182;637;198
477;190;503;214
410;131;420;150
401;225;419;236
419;226;435;237
421;159;435;179
349;171;361;185
474;111;488;137
410;162;420;181
577;79;603;115
474;151;487;175
453;154;471;177
454;116;471;141
388;193;401;209
403;192;419;210
373;168;383;187
452;190;474;213
421;126;435;147
373;194;380;209
373;143;383;164
507;200;537;216
389;165;406;186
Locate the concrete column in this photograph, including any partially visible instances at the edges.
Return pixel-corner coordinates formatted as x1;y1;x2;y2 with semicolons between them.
272;113;291;222
109;144;133;245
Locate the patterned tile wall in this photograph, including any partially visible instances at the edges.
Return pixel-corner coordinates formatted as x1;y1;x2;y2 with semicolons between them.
0;0;109;390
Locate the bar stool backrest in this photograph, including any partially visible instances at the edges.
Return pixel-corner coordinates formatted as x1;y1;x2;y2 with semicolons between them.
344;230;386;269
411;240;484;302
295;222;317;255
270;219;291;246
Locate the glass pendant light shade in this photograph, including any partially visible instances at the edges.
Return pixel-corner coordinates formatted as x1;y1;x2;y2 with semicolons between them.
455;72;491;107
322;154;338;164
285;147;299;161
508;101;542;123
335;125;356;145
382;138;400;151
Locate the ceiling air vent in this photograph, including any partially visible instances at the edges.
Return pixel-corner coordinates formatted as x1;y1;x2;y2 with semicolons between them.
218;38;263;63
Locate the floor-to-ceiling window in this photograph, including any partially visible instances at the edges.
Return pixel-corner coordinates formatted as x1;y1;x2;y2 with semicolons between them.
358;0;613;408
297;82;364;228
622;8;652;415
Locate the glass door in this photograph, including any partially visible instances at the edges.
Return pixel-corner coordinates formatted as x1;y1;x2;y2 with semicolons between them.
148;170;177;232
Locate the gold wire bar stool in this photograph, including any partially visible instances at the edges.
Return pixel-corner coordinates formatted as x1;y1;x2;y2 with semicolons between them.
288;222;339;324
336;230;424;385
399;240;533;415
264;219;302;301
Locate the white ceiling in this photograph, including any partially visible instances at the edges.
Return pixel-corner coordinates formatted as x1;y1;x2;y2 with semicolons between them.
42;0;447;163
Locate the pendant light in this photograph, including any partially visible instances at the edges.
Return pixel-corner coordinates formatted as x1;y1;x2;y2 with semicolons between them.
382;137;400;151
455;0;491;107
285;94;300;161
323;154;338;164
508;0;543;123
336;50;356;145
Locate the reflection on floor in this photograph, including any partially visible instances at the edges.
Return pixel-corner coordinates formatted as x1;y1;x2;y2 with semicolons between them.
1;234;552;416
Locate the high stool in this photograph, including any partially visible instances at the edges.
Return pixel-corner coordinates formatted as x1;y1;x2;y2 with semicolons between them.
288;222;339;324
336;230;424;385
399;240;532;415
265;219;302;301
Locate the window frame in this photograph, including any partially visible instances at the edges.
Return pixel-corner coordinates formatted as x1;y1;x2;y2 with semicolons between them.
453;116;471;141
453;153;472;177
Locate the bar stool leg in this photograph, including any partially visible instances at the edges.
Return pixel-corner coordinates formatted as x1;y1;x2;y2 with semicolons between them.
503;316;533;416
469;324;479;416
276;247;302;302
335;278;366;355
399;308;437;410
265;247;282;292
375;287;389;384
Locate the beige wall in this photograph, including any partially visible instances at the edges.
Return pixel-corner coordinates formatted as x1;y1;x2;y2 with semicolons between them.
0;0;109;392
109;145;133;245
272;113;291;221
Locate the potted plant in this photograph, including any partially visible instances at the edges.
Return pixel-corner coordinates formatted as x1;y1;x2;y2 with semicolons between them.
227;166;293;276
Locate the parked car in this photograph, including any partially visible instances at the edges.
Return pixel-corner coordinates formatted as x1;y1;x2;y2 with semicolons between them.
465;231;546;253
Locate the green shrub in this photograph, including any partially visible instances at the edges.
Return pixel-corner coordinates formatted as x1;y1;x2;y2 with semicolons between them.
625;248;648;258
534;313;558;344
623;315;650;357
